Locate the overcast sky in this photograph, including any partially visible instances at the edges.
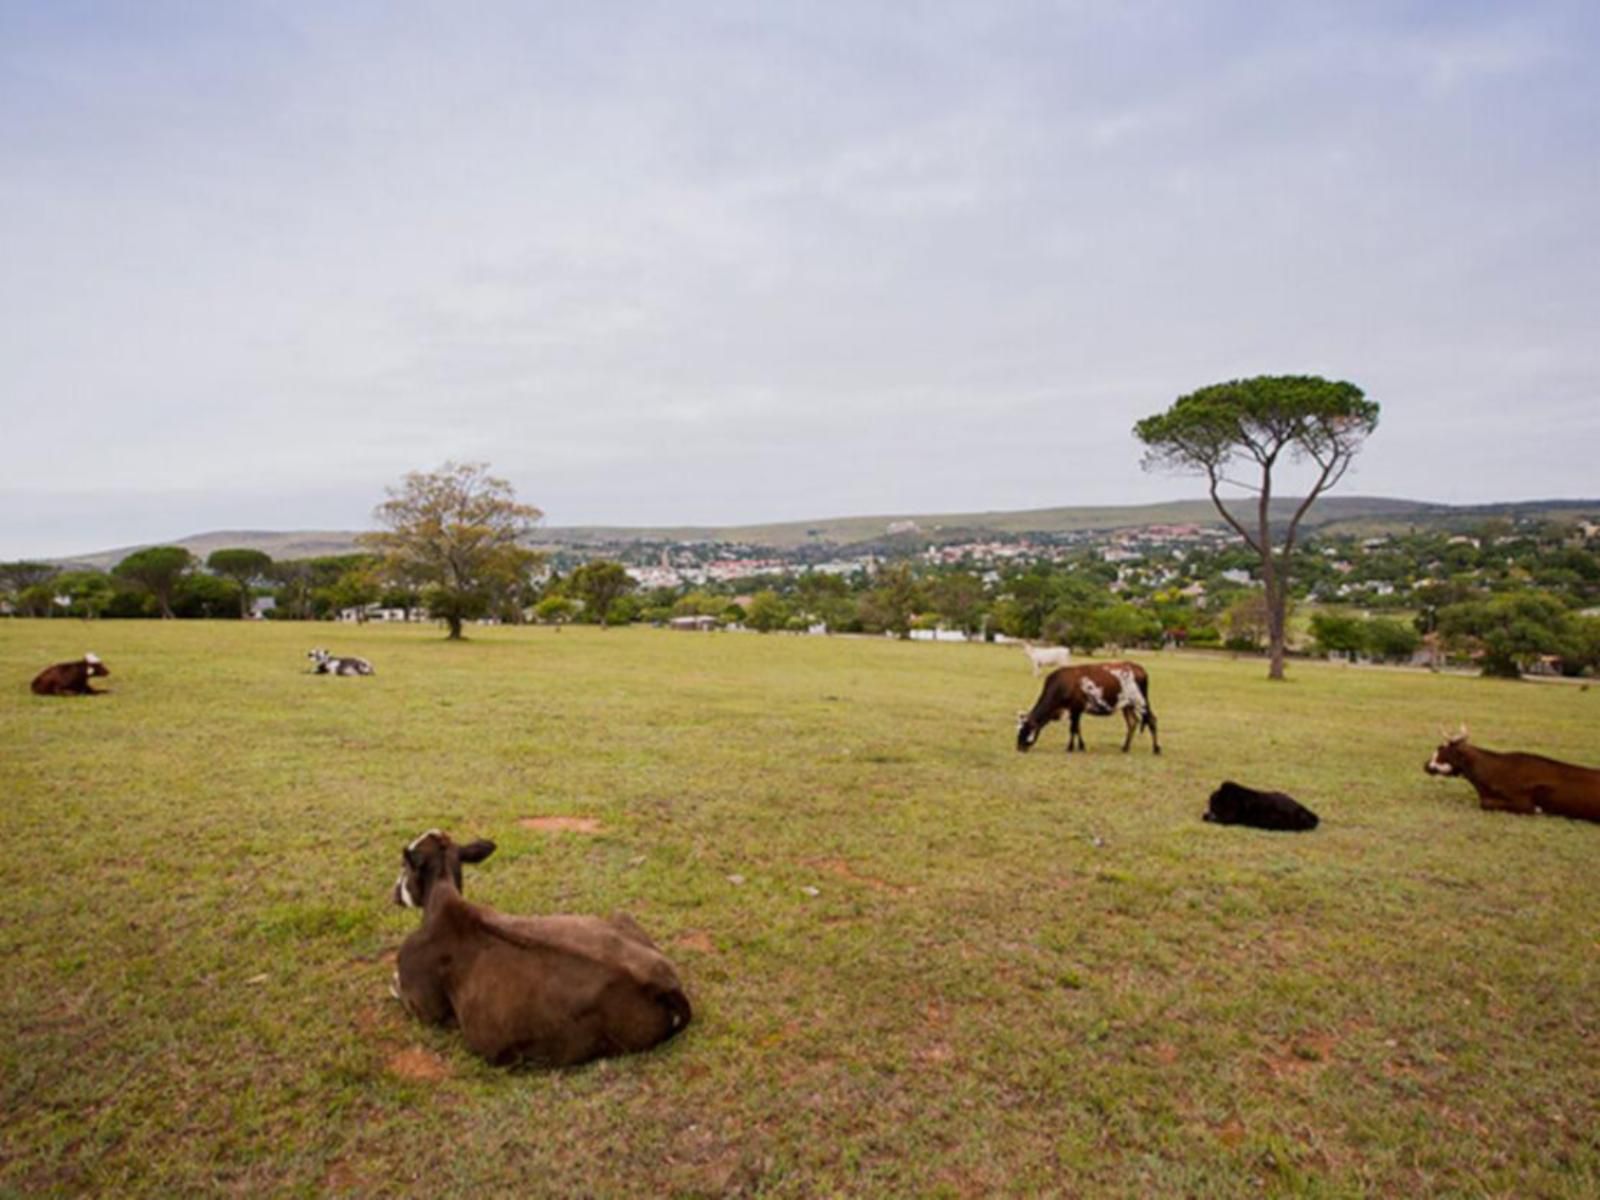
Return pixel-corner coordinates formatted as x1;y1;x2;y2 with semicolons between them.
3;1;1597;558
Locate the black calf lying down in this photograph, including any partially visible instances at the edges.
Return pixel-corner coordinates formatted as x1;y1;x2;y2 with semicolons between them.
31;653;109;696
392;830;691;1067
1204;781;1319;831
307;648;374;676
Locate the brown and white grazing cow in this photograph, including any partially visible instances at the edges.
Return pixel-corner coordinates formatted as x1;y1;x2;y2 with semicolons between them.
30;653;109;696
1425;726;1600;823
391;830;692;1067
1016;661;1160;754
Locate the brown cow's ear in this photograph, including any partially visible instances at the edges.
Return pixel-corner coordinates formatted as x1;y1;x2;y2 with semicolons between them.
459;839;496;863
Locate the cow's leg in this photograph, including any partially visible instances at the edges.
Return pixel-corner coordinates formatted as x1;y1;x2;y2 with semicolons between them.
395;945;455;1024
1121;708;1137;752
1478;786;1537;815
1144;707;1160;754
1066;711;1081;752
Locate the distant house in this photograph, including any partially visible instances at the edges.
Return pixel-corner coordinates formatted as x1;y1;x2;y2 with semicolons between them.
909;627;971;643
668;615;718;631
250;597;277;619
338;605;421;623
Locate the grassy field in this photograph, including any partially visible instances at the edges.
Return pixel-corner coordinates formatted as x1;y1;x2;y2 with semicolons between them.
3;621;1597;1197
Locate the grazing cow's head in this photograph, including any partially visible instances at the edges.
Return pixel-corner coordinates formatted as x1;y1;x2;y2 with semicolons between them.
393;830;497;910
1424;725;1471;776
1016;710;1042;752
84;653;108;678
307;648;330;665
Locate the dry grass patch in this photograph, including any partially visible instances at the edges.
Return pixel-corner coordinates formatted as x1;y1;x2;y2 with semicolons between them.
518;815;604;833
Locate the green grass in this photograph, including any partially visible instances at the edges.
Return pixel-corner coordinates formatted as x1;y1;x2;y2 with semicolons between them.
3;621;1597;1196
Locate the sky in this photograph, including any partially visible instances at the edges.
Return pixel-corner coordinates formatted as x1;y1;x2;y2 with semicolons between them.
2;1;1597;559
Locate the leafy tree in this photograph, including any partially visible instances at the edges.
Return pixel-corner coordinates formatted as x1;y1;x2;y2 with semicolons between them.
1136;374;1379;679
1365;617;1421;662
360;462;543;640
794;572;855;632
172;572;241;619
568;560;636;627
207;549;274;618
745;589;791;633
326;562;382;618
928;571;987;634
269;559;315;620
673;590;725;618
1438;591;1572;678
1087;602;1161;651
532;595;576;624
1;561;57;611
857;563;923;639
56;571;115;619
17;580;62;617
1223;592;1273;652
112;546;194;618
1310;611;1368;657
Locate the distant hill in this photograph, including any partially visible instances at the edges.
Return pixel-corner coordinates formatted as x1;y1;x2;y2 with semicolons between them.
52;496;1600;567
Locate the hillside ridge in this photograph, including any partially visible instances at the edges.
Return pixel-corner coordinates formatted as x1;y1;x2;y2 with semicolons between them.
47;495;1600;568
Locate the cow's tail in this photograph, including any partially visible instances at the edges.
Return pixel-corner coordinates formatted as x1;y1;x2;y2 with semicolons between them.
1138;674;1155;730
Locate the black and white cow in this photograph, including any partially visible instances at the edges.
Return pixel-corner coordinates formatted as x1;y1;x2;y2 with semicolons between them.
1016;661;1160;753
307;648;375;676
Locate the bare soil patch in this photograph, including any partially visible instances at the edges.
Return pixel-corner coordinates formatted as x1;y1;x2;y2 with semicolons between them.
519;816;604;834
386;1046;453;1081
675;929;717;954
806;857;908;893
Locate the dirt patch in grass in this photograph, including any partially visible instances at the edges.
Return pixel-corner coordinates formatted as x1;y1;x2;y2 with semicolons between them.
806;857;910;893
386;1046;453;1081
519;816;604;834
675;929;717;954
322;1159;371;1194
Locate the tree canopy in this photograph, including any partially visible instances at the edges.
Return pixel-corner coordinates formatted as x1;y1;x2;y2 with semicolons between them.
1135;375;1379;678
206;548;274;619
568;560;636;627
112;546;195;619
360;462;542;639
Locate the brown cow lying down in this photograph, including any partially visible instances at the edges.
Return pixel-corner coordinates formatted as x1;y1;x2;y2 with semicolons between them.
391;830;691;1067
31;653;109;696
1425;726;1600;824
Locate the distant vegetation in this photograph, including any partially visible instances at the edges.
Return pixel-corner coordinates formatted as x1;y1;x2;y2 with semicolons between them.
7;509;1600;678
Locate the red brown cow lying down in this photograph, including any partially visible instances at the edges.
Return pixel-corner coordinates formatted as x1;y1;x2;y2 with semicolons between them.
391;830;691;1067
1425;726;1600;824
31;653;109;696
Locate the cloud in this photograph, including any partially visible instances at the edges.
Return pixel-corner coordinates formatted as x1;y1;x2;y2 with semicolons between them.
2;1;1597;556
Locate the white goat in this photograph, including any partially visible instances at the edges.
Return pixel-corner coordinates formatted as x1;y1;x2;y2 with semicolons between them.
1021;641;1072;676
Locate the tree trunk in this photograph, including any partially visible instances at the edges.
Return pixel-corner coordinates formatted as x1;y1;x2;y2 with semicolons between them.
446;614;464;640
1266;581;1288;681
